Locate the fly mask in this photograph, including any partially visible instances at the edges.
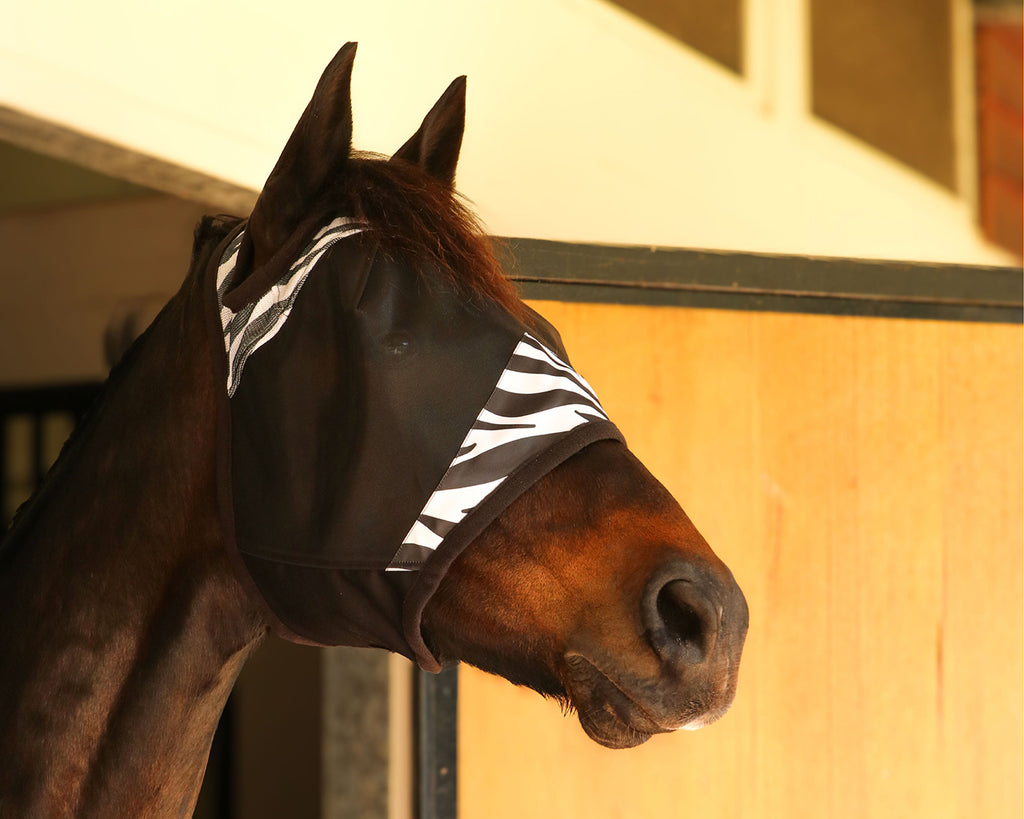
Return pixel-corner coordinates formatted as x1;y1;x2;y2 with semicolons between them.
210;218;623;671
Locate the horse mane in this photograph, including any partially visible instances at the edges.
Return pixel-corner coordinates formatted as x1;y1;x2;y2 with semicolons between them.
340;153;525;319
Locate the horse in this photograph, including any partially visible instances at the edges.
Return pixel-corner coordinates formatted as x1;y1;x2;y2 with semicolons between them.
0;43;748;816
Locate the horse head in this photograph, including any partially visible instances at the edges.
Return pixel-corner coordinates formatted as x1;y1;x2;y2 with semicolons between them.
212;42;747;749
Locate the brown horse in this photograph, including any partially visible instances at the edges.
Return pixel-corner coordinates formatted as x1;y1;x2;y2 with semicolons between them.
0;43;747;816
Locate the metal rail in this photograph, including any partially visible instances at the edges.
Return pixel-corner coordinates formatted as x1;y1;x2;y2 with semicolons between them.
503;238;1023;324
416;666;459;819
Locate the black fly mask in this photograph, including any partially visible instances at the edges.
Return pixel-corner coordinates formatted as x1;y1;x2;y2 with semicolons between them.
209;44;622;671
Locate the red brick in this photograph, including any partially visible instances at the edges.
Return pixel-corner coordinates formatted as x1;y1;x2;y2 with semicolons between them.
976;18;1023;258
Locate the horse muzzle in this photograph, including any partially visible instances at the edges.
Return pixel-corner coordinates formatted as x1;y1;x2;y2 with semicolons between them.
562;559;749;749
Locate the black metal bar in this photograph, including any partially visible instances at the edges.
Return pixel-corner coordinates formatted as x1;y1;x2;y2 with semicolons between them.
30;413;45;490
415;666;458;819
0;384;102;528
0;382;102;416
500;237;1024;323
214;696;235;819
0;416;7;525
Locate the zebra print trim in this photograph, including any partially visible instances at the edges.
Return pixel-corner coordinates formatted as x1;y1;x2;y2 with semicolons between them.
389;332;610;570
217;217;364;396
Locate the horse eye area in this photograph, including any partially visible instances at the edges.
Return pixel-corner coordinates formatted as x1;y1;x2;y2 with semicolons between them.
382;331;413;357
656;580;709;664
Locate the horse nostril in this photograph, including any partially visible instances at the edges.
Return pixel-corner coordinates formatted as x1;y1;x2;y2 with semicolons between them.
646;576;720;667
657;582;705;663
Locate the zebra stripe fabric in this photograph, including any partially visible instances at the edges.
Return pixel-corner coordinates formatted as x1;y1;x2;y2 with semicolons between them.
217;216;613;574
217;217;364;396
390;333;610;569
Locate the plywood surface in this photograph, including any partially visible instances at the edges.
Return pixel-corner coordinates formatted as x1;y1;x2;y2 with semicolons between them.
458;303;1022;819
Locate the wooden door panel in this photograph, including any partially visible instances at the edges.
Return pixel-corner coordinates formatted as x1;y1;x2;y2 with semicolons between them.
458;303;1022;819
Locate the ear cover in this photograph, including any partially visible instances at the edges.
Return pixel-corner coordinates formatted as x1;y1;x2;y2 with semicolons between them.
223;42;358;311
391;76;467;187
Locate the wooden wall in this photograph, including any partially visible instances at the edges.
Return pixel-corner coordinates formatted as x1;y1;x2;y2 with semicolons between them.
458;301;1023;819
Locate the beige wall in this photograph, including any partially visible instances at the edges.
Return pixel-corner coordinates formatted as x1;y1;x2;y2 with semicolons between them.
0;0;1011;264
459;300;1023;819
0;196;206;385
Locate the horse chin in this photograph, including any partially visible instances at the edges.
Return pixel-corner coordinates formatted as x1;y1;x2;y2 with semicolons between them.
560;651;738;749
561;654;663;750
577;708;655;750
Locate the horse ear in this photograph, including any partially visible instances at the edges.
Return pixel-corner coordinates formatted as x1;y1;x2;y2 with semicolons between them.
223;42;357;311
391;76;466;188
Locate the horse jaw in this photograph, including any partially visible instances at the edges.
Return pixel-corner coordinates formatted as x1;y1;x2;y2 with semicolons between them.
421;440;748;749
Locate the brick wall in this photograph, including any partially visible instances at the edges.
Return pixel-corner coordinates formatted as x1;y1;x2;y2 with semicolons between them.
977;14;1023;257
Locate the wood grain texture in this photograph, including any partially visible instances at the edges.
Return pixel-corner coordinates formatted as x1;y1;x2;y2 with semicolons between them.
458;303;1022;819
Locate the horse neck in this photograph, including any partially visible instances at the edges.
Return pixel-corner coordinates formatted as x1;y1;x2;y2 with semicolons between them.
0;278;266;817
